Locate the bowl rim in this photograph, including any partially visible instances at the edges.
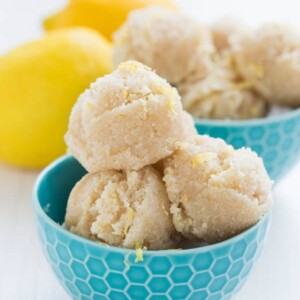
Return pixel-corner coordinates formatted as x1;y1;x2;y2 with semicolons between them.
33;155;271;256
193;106;300;127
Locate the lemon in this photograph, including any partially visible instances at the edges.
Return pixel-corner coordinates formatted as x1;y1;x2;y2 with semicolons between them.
0;28;112;168
44;0;178;41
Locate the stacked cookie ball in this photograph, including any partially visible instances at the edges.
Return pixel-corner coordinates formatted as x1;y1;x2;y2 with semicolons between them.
65;61;271;249
113;7;300;120
64;61;272;250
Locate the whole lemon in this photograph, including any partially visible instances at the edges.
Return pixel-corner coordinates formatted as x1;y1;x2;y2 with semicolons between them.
0;28;111;168
44;0;178;40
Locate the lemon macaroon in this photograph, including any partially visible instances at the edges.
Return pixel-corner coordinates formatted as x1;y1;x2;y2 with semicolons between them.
65;166;177;250
177;52;267;120
163;135;273;243
113;6;212;85
232;23;300;107
65;61;194;172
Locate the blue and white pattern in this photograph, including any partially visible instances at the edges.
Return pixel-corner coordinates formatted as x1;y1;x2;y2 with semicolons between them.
194;108;300;180
33;156;271;300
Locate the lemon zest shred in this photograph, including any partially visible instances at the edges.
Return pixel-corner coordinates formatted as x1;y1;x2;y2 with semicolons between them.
174;141;185;149
135;242;144;263
123;209;135;235
192;152;218;168
192;154;202;169
182;194;189;201
234;81;252;90
248;63;265;78
119;61;139;72
161;203;169;216
167;99;177;115
123;90;129;99
86;102;95;109
124;251;132;272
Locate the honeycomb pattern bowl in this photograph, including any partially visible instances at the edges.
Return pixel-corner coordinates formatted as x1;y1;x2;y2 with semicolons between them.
194;108;300;180
33;155;271;300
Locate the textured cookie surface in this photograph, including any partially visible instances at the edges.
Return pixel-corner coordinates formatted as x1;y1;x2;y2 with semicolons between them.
178;53;267;119
65;61;193;172
65;166;177;250
113;6;212;85
163;135;273;243
232;23;300;106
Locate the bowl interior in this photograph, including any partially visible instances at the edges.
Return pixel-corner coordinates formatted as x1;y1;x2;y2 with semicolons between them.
36;155;86;224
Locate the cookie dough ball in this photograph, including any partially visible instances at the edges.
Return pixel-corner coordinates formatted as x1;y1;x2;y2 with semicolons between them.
163;135;272;243
232;23;300;106
211;16;244;51
178;55;267;120
113;6;212;85
65;61;192;172
65;166;177;250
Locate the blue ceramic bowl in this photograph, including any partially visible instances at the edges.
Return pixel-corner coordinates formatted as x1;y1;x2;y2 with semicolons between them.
194;108;300;181
33;155;271;300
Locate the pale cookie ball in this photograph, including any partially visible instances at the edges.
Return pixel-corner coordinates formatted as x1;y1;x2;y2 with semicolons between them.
178;54;267;120
113;6;212;85
65;61;193;172
65;166;177;250
232;23;300;107
163;135;272;243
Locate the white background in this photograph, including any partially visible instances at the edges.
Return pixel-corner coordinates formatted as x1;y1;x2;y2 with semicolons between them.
0;0;300;299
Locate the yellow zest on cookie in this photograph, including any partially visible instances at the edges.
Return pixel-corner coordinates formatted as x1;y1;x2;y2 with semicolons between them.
123;90;130;99
161;203;169;216
86;102;96;110
192;152;217;168
135;242;144;262
182;194;189;201
248;63;265;78
123;251;131;271
234;81;252;90
119;61;140;72
174;141;185;149
123;209;135;235
192;154;202;169
167;99;177;115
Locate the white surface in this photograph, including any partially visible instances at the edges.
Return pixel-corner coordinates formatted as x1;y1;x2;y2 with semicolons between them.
0;0;300;299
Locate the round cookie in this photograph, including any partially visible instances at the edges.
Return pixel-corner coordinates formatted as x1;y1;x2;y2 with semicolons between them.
65;166;177;250
113;6;212;85
65;61;192;172
163;135;272;243
178;54;267;120
232;23;300;106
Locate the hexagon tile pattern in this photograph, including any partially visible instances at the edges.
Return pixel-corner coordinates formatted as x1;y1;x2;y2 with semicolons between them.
36;212;270;300
194;110;300;181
